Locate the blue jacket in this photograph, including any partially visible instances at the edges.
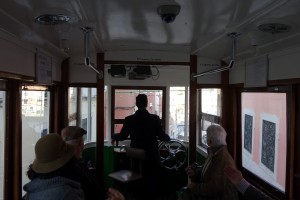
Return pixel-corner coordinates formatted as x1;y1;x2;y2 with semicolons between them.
23;176;85;200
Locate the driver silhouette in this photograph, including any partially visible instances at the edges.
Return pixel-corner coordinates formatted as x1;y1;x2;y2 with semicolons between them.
112;94;170;199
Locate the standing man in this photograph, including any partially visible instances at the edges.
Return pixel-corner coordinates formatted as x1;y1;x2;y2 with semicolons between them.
111;94;170;198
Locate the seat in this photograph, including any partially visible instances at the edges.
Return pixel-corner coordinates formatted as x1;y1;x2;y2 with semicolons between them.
82;142;96;168
108;146;145;183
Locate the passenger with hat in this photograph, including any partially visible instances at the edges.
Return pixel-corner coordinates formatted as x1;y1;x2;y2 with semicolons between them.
23;133;85;200
61;126;125;200
23;132;125;200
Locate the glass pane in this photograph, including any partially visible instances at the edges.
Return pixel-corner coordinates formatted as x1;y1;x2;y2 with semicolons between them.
68;87;77;126
114;89;163;119
22;90;50;195
80;88;97;142
198;88;221;147
113;124;123;134
69;87;102;142
169;87;186;140
0;91;6;200
241;92;286;193
201;88;221;116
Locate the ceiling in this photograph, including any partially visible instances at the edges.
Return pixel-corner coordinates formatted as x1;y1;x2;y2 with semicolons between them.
1;0;300;62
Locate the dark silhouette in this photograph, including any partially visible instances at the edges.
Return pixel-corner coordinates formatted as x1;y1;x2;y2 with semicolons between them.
112;94;170;199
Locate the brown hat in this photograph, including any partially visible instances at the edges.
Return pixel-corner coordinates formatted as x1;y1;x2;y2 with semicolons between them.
61;126;87;141
32;133;74;173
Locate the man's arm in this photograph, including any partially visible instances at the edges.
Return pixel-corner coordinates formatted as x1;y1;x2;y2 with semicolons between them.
155;116;170;141
112;118;131;143
224;165;273;200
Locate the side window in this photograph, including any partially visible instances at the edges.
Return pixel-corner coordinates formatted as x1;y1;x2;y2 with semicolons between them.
240;89;288;198
197;88;221;148
68;87;106;142
0;90;6;200
22;86;50;195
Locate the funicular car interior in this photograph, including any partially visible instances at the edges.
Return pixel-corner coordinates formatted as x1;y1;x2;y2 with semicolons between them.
1;0;300;200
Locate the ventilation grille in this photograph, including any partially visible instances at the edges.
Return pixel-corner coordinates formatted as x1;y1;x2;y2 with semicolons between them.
34;14;70;25
257;23;291;34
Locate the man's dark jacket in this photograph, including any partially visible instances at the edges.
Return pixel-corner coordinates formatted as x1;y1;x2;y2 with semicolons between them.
112;109;170;164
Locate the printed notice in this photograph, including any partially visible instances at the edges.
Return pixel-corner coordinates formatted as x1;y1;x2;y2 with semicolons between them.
36;50;52;85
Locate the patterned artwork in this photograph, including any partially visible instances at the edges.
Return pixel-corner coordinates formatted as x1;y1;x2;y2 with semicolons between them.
244;114;253;154
261;120;276;172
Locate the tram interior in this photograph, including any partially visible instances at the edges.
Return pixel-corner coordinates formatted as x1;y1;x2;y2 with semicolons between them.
1;0;300;199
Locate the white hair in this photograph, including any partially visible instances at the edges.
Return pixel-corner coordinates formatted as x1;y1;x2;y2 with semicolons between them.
206;124;227;146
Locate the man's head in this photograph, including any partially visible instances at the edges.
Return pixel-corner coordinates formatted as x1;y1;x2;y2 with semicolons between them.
136;94;148;109
206;125;227;147
61;126;87;158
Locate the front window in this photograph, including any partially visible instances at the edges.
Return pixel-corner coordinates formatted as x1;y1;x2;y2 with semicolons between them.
22;86;50;195
111;87;165;136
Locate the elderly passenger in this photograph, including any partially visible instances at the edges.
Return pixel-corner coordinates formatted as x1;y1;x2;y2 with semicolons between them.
61;126;124;200
183;125;238;200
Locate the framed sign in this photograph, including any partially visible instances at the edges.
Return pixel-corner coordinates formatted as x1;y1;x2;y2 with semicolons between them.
245;55;268;88
36;49;52;85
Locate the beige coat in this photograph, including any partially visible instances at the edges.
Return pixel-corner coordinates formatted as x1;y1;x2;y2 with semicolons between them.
190;145;239;200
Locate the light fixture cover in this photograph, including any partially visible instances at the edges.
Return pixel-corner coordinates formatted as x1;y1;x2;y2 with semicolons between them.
34;14;70;25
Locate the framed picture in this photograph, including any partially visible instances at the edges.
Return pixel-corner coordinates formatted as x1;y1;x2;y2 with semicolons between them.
35;49;52;85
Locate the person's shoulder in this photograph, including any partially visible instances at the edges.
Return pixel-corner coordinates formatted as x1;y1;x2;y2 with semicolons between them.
148;112;159;118
125;114;135;120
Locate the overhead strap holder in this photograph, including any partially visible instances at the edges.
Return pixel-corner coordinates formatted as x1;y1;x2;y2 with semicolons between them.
81;26;103;79
192;32;240;80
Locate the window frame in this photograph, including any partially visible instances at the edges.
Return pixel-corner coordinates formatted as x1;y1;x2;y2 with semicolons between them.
197;87;222;150
67;85;101;142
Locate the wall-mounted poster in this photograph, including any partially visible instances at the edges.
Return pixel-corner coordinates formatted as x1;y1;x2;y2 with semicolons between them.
35;49;52;85
245;55;268;88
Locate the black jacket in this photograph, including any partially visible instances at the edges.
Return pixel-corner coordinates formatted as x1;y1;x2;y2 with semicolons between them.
112;109;170;164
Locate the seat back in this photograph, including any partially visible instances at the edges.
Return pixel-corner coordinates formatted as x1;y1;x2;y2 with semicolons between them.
82;142;96;168
125;146;145;160
108;146;145;183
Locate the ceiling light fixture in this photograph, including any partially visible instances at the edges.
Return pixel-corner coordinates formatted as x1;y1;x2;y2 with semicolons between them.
34;14;70;25
256;19;292;34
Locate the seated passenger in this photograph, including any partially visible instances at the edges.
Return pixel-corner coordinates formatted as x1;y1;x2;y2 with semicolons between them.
61;126;124;200
182;125;238;200
224;165;274;200
23;133;85;200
